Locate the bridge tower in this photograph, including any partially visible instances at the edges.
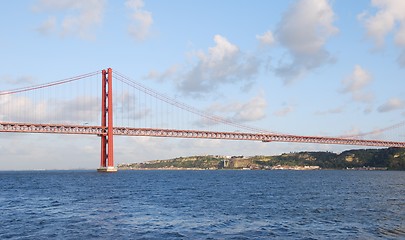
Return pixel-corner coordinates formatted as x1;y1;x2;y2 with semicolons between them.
97;68;117;172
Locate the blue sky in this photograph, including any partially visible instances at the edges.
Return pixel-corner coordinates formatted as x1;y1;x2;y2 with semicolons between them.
1;0;405;170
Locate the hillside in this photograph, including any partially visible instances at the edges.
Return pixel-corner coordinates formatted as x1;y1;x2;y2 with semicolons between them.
118;147;405;170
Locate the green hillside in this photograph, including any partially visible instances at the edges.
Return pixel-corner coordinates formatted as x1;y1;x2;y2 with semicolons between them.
118;147;405;170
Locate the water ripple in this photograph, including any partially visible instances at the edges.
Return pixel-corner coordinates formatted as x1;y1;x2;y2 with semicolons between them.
0;170;404;239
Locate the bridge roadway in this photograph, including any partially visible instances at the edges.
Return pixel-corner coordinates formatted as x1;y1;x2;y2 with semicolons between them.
1;122;404;148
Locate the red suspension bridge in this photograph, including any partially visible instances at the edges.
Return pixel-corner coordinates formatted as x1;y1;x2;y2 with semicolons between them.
1;68;404;171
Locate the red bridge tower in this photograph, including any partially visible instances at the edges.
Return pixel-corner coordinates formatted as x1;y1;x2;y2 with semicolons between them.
97;68;117;172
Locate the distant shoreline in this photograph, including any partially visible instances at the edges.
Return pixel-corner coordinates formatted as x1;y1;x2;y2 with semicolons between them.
118;167;389;171
118;147;404;171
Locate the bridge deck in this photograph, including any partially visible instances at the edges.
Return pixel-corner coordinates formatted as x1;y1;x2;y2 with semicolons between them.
1;122;404;148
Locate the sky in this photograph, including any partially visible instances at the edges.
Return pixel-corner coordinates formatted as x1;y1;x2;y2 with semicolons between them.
0;0;405;170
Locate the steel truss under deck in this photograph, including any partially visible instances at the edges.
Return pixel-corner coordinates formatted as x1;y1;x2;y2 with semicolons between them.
1;122;404;148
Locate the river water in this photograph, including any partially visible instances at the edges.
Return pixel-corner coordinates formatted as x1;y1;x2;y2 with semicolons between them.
0;170;404;239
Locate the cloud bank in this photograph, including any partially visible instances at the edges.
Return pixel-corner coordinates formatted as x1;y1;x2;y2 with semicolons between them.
146;35;261;96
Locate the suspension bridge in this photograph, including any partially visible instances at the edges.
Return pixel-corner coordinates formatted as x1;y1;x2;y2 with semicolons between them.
1;68;404;172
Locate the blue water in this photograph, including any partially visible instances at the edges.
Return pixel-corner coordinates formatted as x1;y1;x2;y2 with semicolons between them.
0;170;404;239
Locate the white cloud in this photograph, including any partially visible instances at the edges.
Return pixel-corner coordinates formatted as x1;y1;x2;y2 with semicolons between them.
2;75;35;85
202;93;267;124
56;96;100;123
275;0;338;84
397;50;405;67
256;30;275;46
114;92;151;124
340;65;374;104
125;0;144;9
0;94;100;124
125;0;153;41
0;95;46;122
341;65;372;93
360;0;405;67
360;0;405;47
352;92;374;104
377;98;405;112
147;35;260;96
273;105;293;117
315;105;344;115
230;94;267;122
341;126;362;138
36;16;56;35
34;0;105;39
177;35;260;95
144;65;178;82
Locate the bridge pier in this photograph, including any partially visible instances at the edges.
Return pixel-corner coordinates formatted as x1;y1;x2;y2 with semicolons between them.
98;68;117;173
97;166;118;172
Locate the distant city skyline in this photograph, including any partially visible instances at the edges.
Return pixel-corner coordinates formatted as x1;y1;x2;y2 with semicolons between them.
1;0;404;170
